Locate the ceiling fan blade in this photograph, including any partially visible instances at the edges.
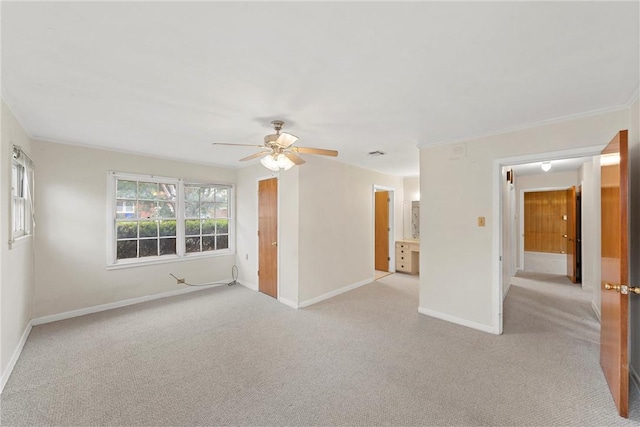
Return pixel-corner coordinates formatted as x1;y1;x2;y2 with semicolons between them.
284;151;306;165
292;147;338;157
240;151;269;162
212;142;266;148
275;132;299;148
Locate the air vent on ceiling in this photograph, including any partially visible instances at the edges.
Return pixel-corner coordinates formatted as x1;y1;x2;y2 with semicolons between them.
368;150;386;156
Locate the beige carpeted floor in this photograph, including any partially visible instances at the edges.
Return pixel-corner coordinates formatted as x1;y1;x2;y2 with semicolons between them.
1;273;638;426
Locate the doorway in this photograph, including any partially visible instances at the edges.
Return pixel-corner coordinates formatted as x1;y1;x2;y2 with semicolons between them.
493;146;603;334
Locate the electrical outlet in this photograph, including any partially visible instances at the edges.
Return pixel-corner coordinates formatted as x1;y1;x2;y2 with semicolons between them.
478;217;486;227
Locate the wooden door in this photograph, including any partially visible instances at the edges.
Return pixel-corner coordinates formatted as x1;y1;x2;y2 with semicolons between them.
258;178;278;298
375;191;389;271
600;130;629;417
566;186;577;283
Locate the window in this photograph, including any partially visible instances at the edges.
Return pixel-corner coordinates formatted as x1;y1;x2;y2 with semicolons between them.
109;172;233;267
11;146;34;244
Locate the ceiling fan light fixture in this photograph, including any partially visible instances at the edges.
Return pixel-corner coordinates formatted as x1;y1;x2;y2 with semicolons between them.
276;154;295;171
260;154;280;171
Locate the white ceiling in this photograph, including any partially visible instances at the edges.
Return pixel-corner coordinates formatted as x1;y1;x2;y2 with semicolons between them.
510;157;592;177
2;2;638;176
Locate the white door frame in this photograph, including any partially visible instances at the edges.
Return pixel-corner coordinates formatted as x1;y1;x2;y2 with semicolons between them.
373;185;395;273
492;145;603;334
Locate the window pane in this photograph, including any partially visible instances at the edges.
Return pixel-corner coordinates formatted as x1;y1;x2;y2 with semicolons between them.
202;236;215;252
157;183;176;201
185;237;200;253
160;238;176;255
138;201;156;218
157;202;176;218
159;220;176;237
200;187;215;202
117;222;137;239
214;203;228;218
216;219;229;234
200;203;215;218
185;202;199;218
185;187;200;203
139;239;158;257
202;219;215;235
138;182;158;199
116;200;136;219
117;240;137;259
215;188;228;203
139;221;158;238
116;180;137;199
216;235;229;250
185;219;200;235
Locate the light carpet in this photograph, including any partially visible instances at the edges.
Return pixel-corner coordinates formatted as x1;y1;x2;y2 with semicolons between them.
1;273;638;426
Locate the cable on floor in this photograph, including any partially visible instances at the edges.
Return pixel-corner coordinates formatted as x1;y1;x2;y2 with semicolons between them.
170;264;238;287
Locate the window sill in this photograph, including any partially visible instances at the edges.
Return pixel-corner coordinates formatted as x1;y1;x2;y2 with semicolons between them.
106;250;235;270
9;234;32;250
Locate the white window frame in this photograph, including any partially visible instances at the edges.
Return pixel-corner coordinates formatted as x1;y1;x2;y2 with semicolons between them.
107;171;235;269
10;145;34;248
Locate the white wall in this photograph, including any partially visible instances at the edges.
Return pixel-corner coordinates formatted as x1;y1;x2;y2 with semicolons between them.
403;176;420;239
628;98;640;385
580;159;602;298
297;156;404;304
1;101;35;384
31;140;237;318
419;109;629;332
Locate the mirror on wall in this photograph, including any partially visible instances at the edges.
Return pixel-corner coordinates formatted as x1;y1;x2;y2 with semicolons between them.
403;200;420;239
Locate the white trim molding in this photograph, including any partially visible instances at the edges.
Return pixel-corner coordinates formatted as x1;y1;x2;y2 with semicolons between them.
0;321;33;394
418;105;630;149
298;277;373;308
31;284;225;326
278;297;299;310
238;280;258;291
418;306;500;335
591;301;602;322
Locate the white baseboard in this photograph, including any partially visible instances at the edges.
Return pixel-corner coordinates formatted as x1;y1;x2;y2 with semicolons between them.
418;306;500;335
631;364;640;394
238;280;257;291
0;321;33;394
591;300;601;322
32;284;225;326
298;277;373;308
278;297;299;309
503;282;511;301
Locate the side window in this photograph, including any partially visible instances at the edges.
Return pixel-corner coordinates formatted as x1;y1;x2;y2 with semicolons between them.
11;146;34;243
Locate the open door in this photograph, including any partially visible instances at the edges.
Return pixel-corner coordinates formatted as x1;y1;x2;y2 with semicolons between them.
600;130;629;418
566;186;578;283
375;191;389;271
258;178;278;298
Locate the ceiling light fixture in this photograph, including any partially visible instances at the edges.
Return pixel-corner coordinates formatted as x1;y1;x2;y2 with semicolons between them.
260;153;295;172
541;161;552;172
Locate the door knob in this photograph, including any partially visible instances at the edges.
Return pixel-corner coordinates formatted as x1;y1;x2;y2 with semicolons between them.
605;282;640;295
271;241;278;246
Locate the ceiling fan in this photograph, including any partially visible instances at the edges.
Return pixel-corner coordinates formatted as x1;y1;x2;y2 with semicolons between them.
212;120;338;171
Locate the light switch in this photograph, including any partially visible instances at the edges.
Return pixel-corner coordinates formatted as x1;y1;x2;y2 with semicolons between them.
478;217;486;227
